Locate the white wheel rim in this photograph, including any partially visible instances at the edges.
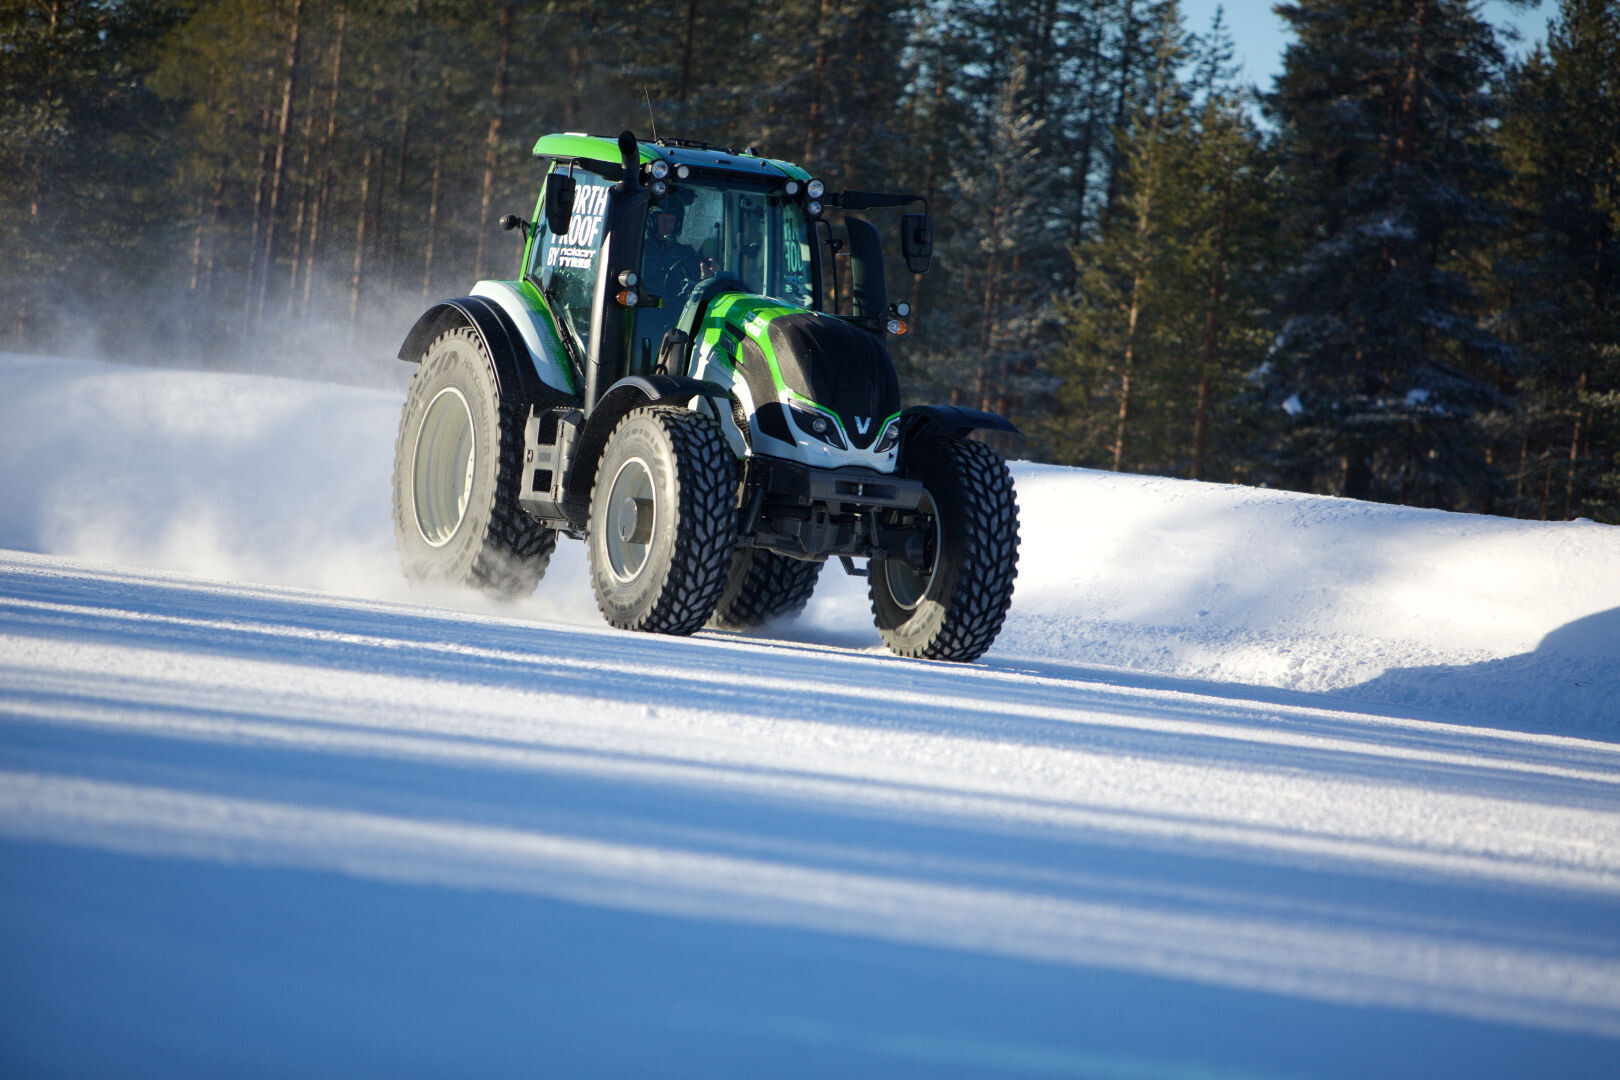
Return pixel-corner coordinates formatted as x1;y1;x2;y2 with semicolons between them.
886;490;939;611
605;455;657;582
413;386;475;548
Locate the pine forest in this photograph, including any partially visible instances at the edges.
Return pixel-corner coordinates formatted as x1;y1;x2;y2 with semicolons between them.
3;0;1616;521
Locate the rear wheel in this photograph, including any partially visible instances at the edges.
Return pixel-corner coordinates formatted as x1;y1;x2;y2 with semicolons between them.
708;549;824;630
392;326;555;598
869;436;1019;662
587;406;737;634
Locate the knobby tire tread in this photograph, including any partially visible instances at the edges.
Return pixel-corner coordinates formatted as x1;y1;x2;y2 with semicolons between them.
708;551;823;630
594;406;736;635
873;436;1019;662
392;327;556;600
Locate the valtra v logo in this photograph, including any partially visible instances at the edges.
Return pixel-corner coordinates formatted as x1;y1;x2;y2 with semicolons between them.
854;417;872;435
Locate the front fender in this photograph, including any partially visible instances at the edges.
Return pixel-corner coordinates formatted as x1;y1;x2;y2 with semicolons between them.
560;375;737;523
901;404;1021;441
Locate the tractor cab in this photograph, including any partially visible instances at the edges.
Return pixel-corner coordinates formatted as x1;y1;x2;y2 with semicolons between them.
535;164;818;380
523;132;925;415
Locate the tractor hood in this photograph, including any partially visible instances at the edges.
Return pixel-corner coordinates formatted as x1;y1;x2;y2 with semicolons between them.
697;294;901;452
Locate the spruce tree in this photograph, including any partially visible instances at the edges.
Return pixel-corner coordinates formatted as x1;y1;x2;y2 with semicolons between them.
1049;2;1189;471
1262;0;1512;508
1050;2;1274;478
1494;0;1620;522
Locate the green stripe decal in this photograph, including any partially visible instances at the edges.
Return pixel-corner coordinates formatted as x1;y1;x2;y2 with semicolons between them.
517;278;577;393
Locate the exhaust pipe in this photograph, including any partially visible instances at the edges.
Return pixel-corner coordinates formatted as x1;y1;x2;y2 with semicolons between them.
618;130;641;193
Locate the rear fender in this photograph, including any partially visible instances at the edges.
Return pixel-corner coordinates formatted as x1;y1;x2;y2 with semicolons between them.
397;294;573;406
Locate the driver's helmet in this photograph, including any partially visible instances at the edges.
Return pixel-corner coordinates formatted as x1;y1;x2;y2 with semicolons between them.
649;187;694;240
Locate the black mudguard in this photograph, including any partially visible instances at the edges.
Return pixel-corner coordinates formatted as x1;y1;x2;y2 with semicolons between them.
900;404;1021;441
560;374;735;524
397;296;561;407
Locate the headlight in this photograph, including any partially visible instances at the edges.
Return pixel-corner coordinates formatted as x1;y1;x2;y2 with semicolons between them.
807;200;823;217
806;178;825;199
649;159;670;179
788;402;846;449
650;179;668;197
873;418;901;454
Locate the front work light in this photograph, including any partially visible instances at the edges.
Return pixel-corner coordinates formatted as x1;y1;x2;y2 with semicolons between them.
649;159;670;179
806;179;825;199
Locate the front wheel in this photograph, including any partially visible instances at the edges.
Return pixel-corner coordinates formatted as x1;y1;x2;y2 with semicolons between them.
587;406;737;634
869;436;1020;662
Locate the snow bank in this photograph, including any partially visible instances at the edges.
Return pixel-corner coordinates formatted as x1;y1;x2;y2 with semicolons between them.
2;353;1615;730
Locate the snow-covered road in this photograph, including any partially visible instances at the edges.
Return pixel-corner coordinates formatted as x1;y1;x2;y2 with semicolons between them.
2;355;1618;1076
5;551;1619;1076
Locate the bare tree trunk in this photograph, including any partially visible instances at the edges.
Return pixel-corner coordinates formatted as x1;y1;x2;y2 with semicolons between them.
187;189;207;293
1113;279;1142;472
565;6;592;130
183;189;207;338
975;167;1009;412
1513;431;1528;506
1564;370;1587;518
1392;0;1433;169
257;0;305;326
1103;0;1138;218
803;0;830;164
388;0;423;282
302;4;346;321
202;152;229;302
1191;180;1231;480
475;3;516;281
677;0;697;106
422;144;443;302
243;102;274;331
349;142;374;340
911;60;945;316
286;60;321;316
1071;21;1104;247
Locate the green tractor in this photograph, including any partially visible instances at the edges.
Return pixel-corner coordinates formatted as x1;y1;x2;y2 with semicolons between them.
392;130;1019;662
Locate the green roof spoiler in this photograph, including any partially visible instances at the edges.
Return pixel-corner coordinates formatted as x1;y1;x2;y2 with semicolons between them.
531;132;810;183
532;132;660;167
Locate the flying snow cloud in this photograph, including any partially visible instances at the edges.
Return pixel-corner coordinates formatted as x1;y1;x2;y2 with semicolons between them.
1;352;1615;730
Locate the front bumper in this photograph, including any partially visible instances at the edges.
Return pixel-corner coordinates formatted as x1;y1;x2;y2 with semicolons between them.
740;455;925;561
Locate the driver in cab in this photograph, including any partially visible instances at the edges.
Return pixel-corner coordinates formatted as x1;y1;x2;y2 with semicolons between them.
642;189;715;306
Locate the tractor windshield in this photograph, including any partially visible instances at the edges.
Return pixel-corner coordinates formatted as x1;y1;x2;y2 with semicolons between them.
631;178;816;372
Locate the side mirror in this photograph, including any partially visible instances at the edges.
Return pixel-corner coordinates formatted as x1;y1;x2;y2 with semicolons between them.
900;213;933;274
544;173;576;237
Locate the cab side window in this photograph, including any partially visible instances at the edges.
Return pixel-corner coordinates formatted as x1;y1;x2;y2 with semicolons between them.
532;170;613;355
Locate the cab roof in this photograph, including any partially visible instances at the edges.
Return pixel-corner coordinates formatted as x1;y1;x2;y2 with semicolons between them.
531;132;811;183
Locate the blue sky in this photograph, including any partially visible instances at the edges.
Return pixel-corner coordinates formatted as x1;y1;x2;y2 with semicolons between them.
1179;1;1558;93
